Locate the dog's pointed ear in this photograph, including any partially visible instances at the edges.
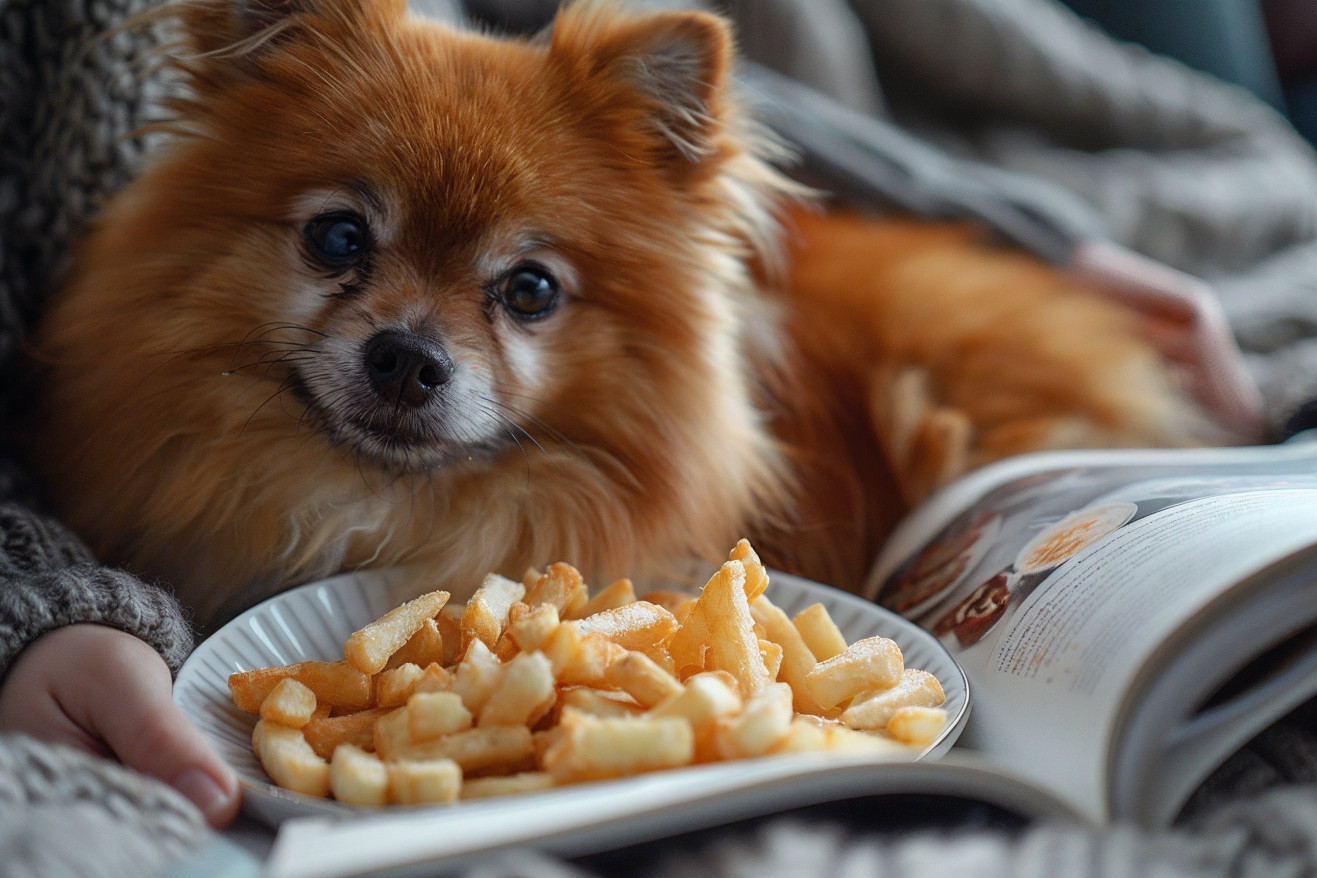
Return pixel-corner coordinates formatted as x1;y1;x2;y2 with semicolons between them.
551;4;735;163
179;0;399;67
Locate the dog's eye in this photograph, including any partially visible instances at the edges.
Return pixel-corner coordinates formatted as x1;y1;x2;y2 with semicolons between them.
305;212;370;267
499;264;560;320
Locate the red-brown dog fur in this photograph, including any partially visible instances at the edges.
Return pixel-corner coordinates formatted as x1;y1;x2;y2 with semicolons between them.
27;0;1219;625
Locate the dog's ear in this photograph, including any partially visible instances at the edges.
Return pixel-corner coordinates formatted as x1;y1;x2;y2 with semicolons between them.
550;3;735;164
178;0;401;69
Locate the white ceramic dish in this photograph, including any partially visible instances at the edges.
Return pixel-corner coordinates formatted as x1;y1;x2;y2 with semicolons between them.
175;567;970;832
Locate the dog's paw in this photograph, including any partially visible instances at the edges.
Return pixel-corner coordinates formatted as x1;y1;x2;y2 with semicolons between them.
868;366;972;506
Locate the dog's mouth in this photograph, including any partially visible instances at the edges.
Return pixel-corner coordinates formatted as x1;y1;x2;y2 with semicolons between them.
288;329;516;472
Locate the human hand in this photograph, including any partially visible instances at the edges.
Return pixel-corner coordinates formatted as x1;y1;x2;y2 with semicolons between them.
0;623;240;827
1069;240;1266;441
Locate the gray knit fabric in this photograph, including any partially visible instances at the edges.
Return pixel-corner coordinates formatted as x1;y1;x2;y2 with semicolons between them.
0;733;210;878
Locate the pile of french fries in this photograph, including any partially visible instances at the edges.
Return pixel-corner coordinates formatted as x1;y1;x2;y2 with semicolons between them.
229;540;947;807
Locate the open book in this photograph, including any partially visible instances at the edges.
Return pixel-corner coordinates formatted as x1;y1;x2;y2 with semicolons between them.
864;433;1317;827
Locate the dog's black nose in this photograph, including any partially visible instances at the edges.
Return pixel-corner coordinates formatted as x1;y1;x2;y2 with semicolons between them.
363;329;454;408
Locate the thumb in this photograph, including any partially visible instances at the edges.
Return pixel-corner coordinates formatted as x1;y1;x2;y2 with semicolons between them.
85;637;242;828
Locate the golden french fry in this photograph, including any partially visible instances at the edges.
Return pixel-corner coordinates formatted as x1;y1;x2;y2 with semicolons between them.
750;595;825;714
449;638;505;718
728;539;769;601
388;726;535;775
698;561;771;697
805;636;904;710
714;682;793;759
387;758;462;805
460;771;555;800
556;687;646;719
345;589;450;675
330;743;389;807
230;660;372;714
506;603;560;653
385;617;446;670
524;562;589;618
574;601;679;654
477;651;556;728
520;567;542;591
605;650;684;708
841;669;945;731
372;705;414;761
573;578;636;618
437;609;463;666
758;638;783;682
303;707;392;760
375;662;427;708
542;710;694;783
252;719;330;797
543;622;623;687
461;574;525;651
647;671;743;730
411;662;454;695
259;678;318;729
885;706;948;745
792;603;848;661
408;690;473;741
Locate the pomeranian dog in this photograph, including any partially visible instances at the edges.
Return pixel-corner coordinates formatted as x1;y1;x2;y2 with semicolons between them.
28;0;1225;626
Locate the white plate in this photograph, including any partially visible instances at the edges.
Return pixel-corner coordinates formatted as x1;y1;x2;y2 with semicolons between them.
175;567;970;834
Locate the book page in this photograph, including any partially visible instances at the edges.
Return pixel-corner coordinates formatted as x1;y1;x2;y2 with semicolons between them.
867;440;1317;821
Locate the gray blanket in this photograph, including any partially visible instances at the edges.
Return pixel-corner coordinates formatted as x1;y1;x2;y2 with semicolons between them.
5;0;1317;876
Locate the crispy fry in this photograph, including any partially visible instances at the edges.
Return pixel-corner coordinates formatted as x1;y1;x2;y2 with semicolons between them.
345;589;450;675
698;561;771;697
230;661;372;714
524;562;589;618
506;603;560;653
542;710;694;783
758;638;783;681
303;708;392;759
605;650;683;708
556;687;646;719
841;669;945;731
330;744;389;807
259;678;318;729
750;595;825;714
460;574;525;651
647;671;742;730
573;578;636;618
574;601;679;653
388;725;535;774
408;690;473;741
792;603;848;661
885;705;948;745
372;705;414;760
375;663;427;708
713;682;793;759
728;539;769;601
385;617;446;670
437;609;463;666
477;651;556;728
449;638;505;718
387;758;462;805
252;719;330;797
805;636;904;710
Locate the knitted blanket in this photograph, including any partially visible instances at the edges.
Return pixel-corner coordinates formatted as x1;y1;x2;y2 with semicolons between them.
5;0;1317;876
